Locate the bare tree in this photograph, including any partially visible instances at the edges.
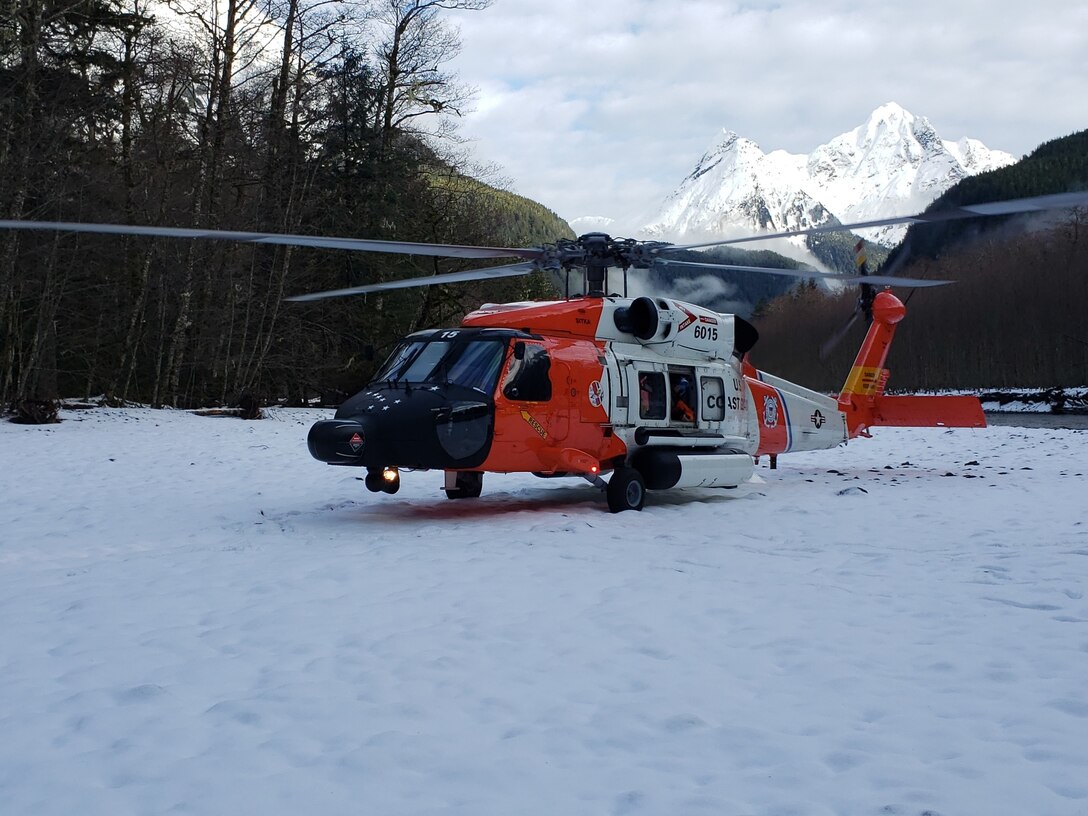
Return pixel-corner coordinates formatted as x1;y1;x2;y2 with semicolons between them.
373;0;489;152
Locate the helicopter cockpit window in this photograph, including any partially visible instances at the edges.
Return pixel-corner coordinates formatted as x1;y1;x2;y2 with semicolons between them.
373;341;424;383
638;372;666;420
372;338;506;394
502;343;552;402
445;341;506;392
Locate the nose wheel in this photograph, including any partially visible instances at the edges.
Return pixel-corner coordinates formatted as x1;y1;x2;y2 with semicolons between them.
365;467;401;494
606;467;645;513
444;470;484;499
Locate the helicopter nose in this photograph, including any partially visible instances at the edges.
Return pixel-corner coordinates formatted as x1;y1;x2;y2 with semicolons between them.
308;386;495;470
307;418;368;464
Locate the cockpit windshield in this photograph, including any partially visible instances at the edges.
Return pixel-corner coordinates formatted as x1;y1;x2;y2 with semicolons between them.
372;337;507;394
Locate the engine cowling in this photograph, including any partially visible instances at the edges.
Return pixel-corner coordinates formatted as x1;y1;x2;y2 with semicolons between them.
613;296;671;342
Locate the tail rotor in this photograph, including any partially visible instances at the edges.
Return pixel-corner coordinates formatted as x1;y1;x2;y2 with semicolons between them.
819;237;914;361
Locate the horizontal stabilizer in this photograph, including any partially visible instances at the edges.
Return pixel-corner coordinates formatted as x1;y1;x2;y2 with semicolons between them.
869;396;986;428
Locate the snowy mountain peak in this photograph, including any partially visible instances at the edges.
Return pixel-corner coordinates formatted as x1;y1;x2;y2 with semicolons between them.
568;215;616;235
713;128;742;149
866;100;914;130
685;130;758;182
642;103;1016;248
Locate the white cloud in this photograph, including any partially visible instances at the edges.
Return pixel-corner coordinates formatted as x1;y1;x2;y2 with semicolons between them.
440;0;1088;226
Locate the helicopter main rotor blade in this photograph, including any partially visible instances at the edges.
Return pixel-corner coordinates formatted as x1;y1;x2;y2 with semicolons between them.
653;259;824;275
660;191;1088;252
816;273;950;287
285;261;539;301
819;308;863;362
654;258;951;287
0;219;543;261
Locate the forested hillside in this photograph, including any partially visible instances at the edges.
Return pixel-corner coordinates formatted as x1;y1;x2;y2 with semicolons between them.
751;130;1088;391
0;0;570;410
884;129;1088;268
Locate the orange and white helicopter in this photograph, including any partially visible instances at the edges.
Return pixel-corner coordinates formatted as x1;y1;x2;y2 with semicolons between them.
3;191;1086;511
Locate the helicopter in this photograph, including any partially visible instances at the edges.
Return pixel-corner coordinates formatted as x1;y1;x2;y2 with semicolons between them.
3;190;1087;511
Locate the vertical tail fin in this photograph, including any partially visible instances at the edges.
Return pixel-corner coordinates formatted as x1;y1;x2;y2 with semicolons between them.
839;291;904;406
838;291;985;436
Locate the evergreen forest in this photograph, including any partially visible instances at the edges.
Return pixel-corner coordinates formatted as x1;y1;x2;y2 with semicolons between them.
3;1;1085;414
1;0;571;411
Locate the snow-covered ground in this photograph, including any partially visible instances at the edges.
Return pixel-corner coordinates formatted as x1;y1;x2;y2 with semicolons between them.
2;408;1086;816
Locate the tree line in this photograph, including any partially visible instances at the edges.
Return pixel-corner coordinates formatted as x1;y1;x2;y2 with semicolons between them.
1;0;569;412
751;215;1088;392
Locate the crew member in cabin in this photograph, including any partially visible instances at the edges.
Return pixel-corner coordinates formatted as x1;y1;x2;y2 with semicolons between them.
639;372;667;420
672;376;695;422
639;374;652;415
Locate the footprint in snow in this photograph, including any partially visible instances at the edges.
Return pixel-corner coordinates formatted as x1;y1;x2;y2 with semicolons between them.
613;790;645;815
662;713;707;733
983;596;1061;611
1047;698;1088;718
113;684;165;704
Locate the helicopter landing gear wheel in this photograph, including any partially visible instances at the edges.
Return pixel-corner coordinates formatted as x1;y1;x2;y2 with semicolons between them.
606;467;645;513
366;467;401;494
444;470;483;500
364;468;385;493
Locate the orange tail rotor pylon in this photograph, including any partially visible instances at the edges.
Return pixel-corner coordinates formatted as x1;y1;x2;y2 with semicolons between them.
838;290;985;437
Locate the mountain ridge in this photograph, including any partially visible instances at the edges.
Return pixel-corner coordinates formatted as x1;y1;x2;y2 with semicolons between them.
637;102;1015;250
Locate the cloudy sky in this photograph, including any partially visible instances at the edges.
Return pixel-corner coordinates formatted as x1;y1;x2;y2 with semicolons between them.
440;0;1087;230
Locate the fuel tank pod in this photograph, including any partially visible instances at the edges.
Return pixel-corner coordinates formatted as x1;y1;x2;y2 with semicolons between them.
631;447;754;490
